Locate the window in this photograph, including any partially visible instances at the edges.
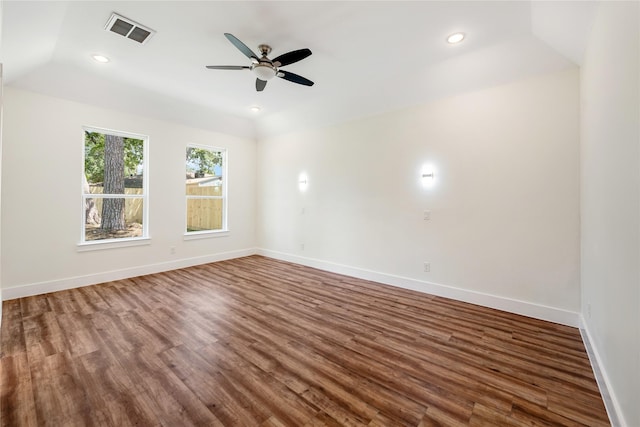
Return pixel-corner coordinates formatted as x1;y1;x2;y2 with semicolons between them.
81;127;148;245
185;145;226;235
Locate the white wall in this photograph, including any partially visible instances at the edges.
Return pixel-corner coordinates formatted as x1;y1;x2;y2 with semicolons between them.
1;87;256;296
257;69;581;323
581;2;640;426
0;0;4;322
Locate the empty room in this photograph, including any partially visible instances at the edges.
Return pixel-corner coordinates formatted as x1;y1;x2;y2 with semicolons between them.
0;1;638;426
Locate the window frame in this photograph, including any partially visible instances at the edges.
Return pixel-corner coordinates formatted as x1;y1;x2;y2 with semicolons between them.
79;126;150;249
184;143;228;237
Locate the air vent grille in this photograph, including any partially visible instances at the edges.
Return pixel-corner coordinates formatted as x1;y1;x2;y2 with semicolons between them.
105;13;155;44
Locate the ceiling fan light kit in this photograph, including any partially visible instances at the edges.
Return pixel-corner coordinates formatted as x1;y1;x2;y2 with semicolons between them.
253;63;276;81
206;33;314;92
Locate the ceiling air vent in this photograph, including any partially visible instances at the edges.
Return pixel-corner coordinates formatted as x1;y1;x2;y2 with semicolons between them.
104;13;155;44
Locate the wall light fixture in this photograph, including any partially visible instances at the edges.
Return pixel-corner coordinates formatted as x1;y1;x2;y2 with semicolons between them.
421;165;436;188
298;173;308;192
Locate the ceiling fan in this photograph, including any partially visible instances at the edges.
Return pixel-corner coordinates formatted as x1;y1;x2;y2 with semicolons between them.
206;33;314;92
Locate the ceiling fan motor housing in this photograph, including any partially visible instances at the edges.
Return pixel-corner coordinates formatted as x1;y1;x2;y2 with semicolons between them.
258;44;272;56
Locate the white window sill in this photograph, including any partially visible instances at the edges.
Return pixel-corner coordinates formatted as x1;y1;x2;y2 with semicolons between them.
183;230;229;240
77;237;151;252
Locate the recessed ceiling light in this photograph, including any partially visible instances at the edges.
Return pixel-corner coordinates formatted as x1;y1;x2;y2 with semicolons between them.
249;106;261;113
92;54;110;63
446;32;465;44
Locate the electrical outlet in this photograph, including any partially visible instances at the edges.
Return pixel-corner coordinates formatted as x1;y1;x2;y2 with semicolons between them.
300;243;305;251
423;262;430;272
170;246;176;255
587;303;592;318
423;210;431;221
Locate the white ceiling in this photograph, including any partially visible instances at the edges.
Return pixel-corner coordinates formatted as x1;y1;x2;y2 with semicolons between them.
1;1;597;139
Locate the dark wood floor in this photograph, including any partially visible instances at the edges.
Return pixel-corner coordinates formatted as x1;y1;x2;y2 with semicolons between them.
1;255;609;426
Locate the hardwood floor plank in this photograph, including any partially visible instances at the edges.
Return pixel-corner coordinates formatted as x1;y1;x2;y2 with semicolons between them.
199;342;320;425
1;256;610;426
510;396;606;427
301;386;372;426
304;411;347;427
23;312;66;361
306;335;476;423
55;312;101;358
160;344;269;425
0;353;38;427
28;352;92;426
46;292;80;315
547;392;609;426
73;349;162;426
209;304;416;424
1;300;26;358
19;296;51;319
129;347;225;427
467;403;529;427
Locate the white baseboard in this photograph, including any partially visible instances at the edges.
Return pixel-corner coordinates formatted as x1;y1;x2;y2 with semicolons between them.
4;247;581;328
580;319;625;427
2;248;257;300
257;248;581;328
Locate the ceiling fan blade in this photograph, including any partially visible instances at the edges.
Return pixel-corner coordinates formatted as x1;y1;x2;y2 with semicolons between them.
224;33;259;61
272;48;312;67
256;79;267;92
206;65;250;70
278;70;314;87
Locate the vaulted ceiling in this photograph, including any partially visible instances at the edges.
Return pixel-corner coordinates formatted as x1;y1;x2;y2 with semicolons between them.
1;1;597;139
